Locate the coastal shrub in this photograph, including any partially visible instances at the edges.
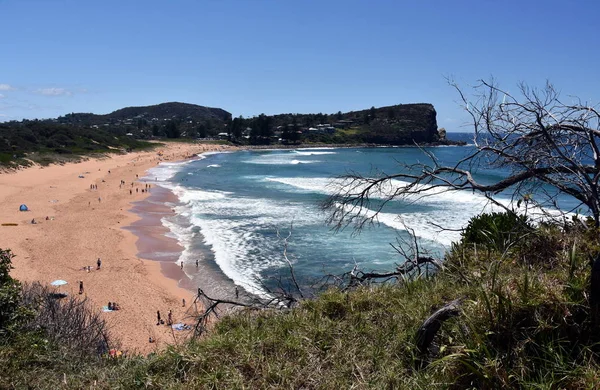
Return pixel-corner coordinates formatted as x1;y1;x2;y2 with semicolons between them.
19;282;114;360
0;249;22;333
461;211;533;252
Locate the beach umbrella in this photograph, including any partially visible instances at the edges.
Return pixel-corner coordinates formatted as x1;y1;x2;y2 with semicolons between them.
50;280;68;287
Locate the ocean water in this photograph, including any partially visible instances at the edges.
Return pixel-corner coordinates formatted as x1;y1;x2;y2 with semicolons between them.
145;134;579;295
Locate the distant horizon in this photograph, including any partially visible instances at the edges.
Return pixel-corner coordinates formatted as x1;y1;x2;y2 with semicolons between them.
2;0;597;131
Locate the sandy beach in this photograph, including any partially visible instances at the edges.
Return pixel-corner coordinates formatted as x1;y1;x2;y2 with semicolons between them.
0;142;237;354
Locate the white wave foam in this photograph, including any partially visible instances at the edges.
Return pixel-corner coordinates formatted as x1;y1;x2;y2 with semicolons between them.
290;160;320;165
293;150;337;156
295;147;338;150
265;176;505;209
265;177;335;194
160;217;197;272
243;152;322;165
331;201;492;247
145;160;194;183
167;186;320;295
207;164;221;168
170;185;229;202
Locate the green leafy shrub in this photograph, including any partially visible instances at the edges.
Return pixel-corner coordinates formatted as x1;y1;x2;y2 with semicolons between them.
0;249;22;334
461;211;533;252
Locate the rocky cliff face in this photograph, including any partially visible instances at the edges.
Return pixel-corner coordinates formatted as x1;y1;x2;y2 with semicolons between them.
356;103;439;145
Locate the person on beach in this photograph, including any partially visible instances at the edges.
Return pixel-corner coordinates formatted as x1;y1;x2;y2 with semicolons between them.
182;298;186;307
180;261;184;269
79;280;84;294
195;259;198;268
167;310;173;325
235;286;239;299
156;310;161;325
130;189;132;195
97;258;102;270
108;302;113;310
98;197;101;203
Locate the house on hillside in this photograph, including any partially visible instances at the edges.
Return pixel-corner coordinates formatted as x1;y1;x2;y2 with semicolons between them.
334;119;353;129
316;124;336;134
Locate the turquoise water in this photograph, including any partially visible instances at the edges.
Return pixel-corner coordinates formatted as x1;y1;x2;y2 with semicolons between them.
146;135;578;294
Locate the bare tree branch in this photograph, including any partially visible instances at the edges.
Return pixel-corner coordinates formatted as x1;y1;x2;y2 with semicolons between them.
324;79;600;230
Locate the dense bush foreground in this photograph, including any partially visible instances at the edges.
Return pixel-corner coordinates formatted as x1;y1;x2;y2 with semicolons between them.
2;214;600;389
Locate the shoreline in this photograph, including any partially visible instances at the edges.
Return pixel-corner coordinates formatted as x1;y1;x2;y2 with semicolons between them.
126;153;243;303
0;142;237;354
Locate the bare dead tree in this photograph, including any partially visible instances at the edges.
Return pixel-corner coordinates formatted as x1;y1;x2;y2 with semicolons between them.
327;225;442;290
324;79;600;230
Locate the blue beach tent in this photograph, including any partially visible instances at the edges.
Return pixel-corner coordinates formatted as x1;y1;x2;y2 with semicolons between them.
19;204;28;211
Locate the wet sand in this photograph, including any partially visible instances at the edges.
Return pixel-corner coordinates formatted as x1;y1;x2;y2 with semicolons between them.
126;178;244;304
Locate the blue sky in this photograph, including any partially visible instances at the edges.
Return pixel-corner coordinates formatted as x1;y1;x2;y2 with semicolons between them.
1;0;598;130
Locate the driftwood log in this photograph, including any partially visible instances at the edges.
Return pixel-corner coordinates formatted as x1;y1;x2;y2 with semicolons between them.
415;298;462;368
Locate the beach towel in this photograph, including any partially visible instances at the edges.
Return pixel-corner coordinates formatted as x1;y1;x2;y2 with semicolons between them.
171;323;191;331
102;306;114;312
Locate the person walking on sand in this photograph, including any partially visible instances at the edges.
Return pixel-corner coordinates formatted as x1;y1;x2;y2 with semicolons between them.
181;261;184;269
167;310;173;326
195;259;198;268
156;310;161;325
97;258;102;270
79;280;84;295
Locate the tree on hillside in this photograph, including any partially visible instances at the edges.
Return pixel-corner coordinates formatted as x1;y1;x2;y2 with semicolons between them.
164;120;180;139
231;116;244;139
196;124;207;138
324;79;600;229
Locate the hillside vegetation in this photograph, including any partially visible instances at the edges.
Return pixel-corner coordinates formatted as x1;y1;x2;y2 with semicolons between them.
2;212;600;389
0;121;155;168
1;102;447;168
